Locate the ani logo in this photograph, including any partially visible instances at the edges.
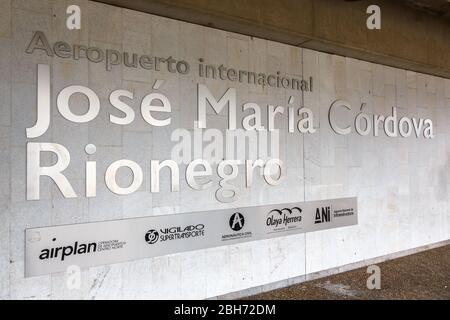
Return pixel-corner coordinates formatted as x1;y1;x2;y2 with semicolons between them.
145;229;159;244
315;206;331;224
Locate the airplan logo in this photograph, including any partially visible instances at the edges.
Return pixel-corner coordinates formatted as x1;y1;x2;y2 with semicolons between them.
39;238;97;261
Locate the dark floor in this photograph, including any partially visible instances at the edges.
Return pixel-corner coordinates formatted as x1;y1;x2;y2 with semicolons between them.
247;245;450;300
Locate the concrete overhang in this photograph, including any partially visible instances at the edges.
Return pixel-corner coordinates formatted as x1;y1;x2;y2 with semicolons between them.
94;0;450;78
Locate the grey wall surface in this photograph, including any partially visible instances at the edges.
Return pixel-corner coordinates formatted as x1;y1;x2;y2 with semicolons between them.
94;0;450;79
0;0;449;299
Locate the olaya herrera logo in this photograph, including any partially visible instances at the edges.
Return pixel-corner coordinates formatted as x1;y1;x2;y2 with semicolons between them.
229;212;245;231
145;229;159;244
266;207;302;229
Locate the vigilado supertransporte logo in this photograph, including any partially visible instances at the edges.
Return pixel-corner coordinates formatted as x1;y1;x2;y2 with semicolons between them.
145;230;159;244
221;212;252;242
265;207;302;233
145;224;205;244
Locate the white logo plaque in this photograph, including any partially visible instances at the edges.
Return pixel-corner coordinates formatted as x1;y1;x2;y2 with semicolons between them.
25;197;357;277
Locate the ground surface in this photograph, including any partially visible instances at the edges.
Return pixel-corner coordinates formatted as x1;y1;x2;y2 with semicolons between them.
247;245;450;300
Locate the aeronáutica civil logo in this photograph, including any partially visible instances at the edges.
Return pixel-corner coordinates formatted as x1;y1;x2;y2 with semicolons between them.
221;212;252;242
